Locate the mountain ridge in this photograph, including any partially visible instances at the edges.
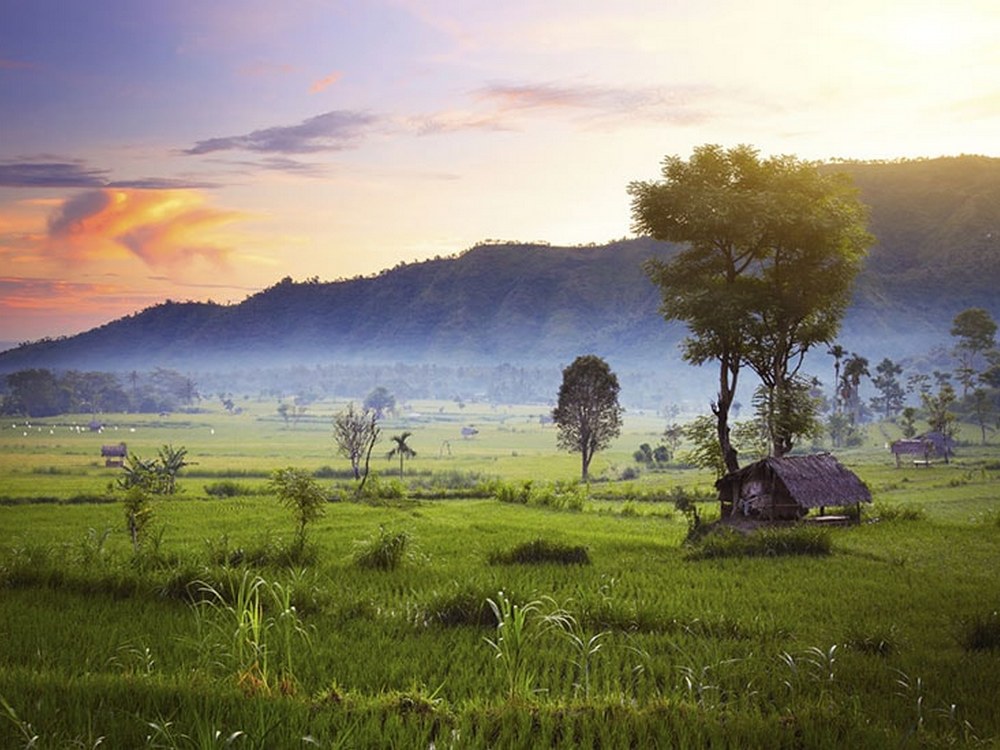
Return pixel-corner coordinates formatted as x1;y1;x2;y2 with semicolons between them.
3;155;999;376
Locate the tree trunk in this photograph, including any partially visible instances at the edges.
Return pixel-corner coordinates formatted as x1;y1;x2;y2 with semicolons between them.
714;354;740;476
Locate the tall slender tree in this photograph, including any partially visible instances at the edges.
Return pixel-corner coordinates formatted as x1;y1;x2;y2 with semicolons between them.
387;432;417;478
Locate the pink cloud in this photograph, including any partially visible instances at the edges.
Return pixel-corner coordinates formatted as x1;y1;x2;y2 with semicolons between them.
310;71;344;94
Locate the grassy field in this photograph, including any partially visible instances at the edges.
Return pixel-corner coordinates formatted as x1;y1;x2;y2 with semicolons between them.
1;400;999;748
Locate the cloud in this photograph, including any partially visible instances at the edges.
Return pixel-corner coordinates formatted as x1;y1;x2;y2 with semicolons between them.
310;71;343;94
184;110;379;155
44;188;247;269
0;161;108;188
474;81;713;126
406;81;715;137
0;160;217;189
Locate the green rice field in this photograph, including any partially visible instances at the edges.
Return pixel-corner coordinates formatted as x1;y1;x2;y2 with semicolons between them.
1;400;999;748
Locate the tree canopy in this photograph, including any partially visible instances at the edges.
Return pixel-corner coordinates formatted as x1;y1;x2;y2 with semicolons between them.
551;355;623;481
630;144;872;464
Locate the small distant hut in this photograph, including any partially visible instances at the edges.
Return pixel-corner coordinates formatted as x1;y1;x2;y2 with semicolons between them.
891;432;954;466
716;453;872;522
101;442;128;468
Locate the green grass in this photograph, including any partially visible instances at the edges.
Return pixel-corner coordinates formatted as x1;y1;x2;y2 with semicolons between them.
2;403;1000;747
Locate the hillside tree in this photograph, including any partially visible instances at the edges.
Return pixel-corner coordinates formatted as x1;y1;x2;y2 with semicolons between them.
870;357;905;419
551;355;623;481
631;144;871;465
951;307;997;396
839;353;870;425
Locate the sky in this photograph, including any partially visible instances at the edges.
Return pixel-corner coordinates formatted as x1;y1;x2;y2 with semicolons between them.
2;0;999;343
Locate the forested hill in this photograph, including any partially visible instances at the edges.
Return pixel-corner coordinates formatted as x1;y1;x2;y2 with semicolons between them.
2;155;999;374
0;239;681;372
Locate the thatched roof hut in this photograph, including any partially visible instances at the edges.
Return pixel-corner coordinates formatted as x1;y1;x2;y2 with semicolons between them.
716;453;871;521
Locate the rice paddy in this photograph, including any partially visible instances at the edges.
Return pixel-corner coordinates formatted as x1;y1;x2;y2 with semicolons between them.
1;401;998;748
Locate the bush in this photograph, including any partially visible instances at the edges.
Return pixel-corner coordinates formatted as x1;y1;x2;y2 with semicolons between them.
419;584;503;628
687;526;832;560
494;480;533;504
353;525;412;570
488;538;590;565
868;502;925;522
203;480;256;497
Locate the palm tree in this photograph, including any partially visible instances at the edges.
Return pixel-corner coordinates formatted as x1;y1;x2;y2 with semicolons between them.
387;432;416;478
841;354;870;424
827;344;846;413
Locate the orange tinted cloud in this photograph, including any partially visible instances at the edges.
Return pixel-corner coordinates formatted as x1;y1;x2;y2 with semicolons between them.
45;189;247;269
309;71;343;93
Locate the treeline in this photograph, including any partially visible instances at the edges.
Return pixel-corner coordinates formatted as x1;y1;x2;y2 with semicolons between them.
1;367;197;417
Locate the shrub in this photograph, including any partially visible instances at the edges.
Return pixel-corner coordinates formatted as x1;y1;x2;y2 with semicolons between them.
957;611;1000;651
488;538;590;565
352;474;408;504
419;584;503;628
353;525;412;570
203;480;256;497
269;467;326;554
869;502;925;522
494;480;533;504
687;526;832;560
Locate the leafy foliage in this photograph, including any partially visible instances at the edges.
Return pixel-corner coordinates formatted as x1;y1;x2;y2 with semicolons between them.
269;467;326;554
552;355;623;480
632;144;871;466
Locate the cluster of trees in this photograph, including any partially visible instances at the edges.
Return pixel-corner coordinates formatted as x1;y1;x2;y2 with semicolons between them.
1;367;198;417
825;307;1000;446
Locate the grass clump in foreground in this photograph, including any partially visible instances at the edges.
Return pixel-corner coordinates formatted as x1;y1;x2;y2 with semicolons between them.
488;538;590;565
685;524;832;560
352;525;413;570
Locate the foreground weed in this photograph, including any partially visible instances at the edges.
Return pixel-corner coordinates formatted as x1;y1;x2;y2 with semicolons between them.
352;525;412;570
194;570;312;694
1;694;39;749
554;614;609;700
485;592;569;700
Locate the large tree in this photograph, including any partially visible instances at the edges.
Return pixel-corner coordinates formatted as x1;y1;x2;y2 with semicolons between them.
630;145;871;465
551;355;623;481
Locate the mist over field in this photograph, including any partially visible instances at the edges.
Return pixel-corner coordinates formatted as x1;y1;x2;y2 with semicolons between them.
1;155;998;412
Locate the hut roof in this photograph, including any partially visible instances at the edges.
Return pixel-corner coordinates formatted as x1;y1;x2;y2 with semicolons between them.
717;453;871;509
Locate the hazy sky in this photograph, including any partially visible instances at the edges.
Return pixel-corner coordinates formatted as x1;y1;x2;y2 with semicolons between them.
2;0;998;342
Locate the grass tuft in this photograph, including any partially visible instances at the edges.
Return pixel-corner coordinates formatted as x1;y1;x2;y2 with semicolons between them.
488;538;590;565
686;525;832;560
353;525;412;570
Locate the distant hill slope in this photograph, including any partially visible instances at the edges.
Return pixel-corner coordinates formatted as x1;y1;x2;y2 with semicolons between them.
2;155;999;374
0;239;681;372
